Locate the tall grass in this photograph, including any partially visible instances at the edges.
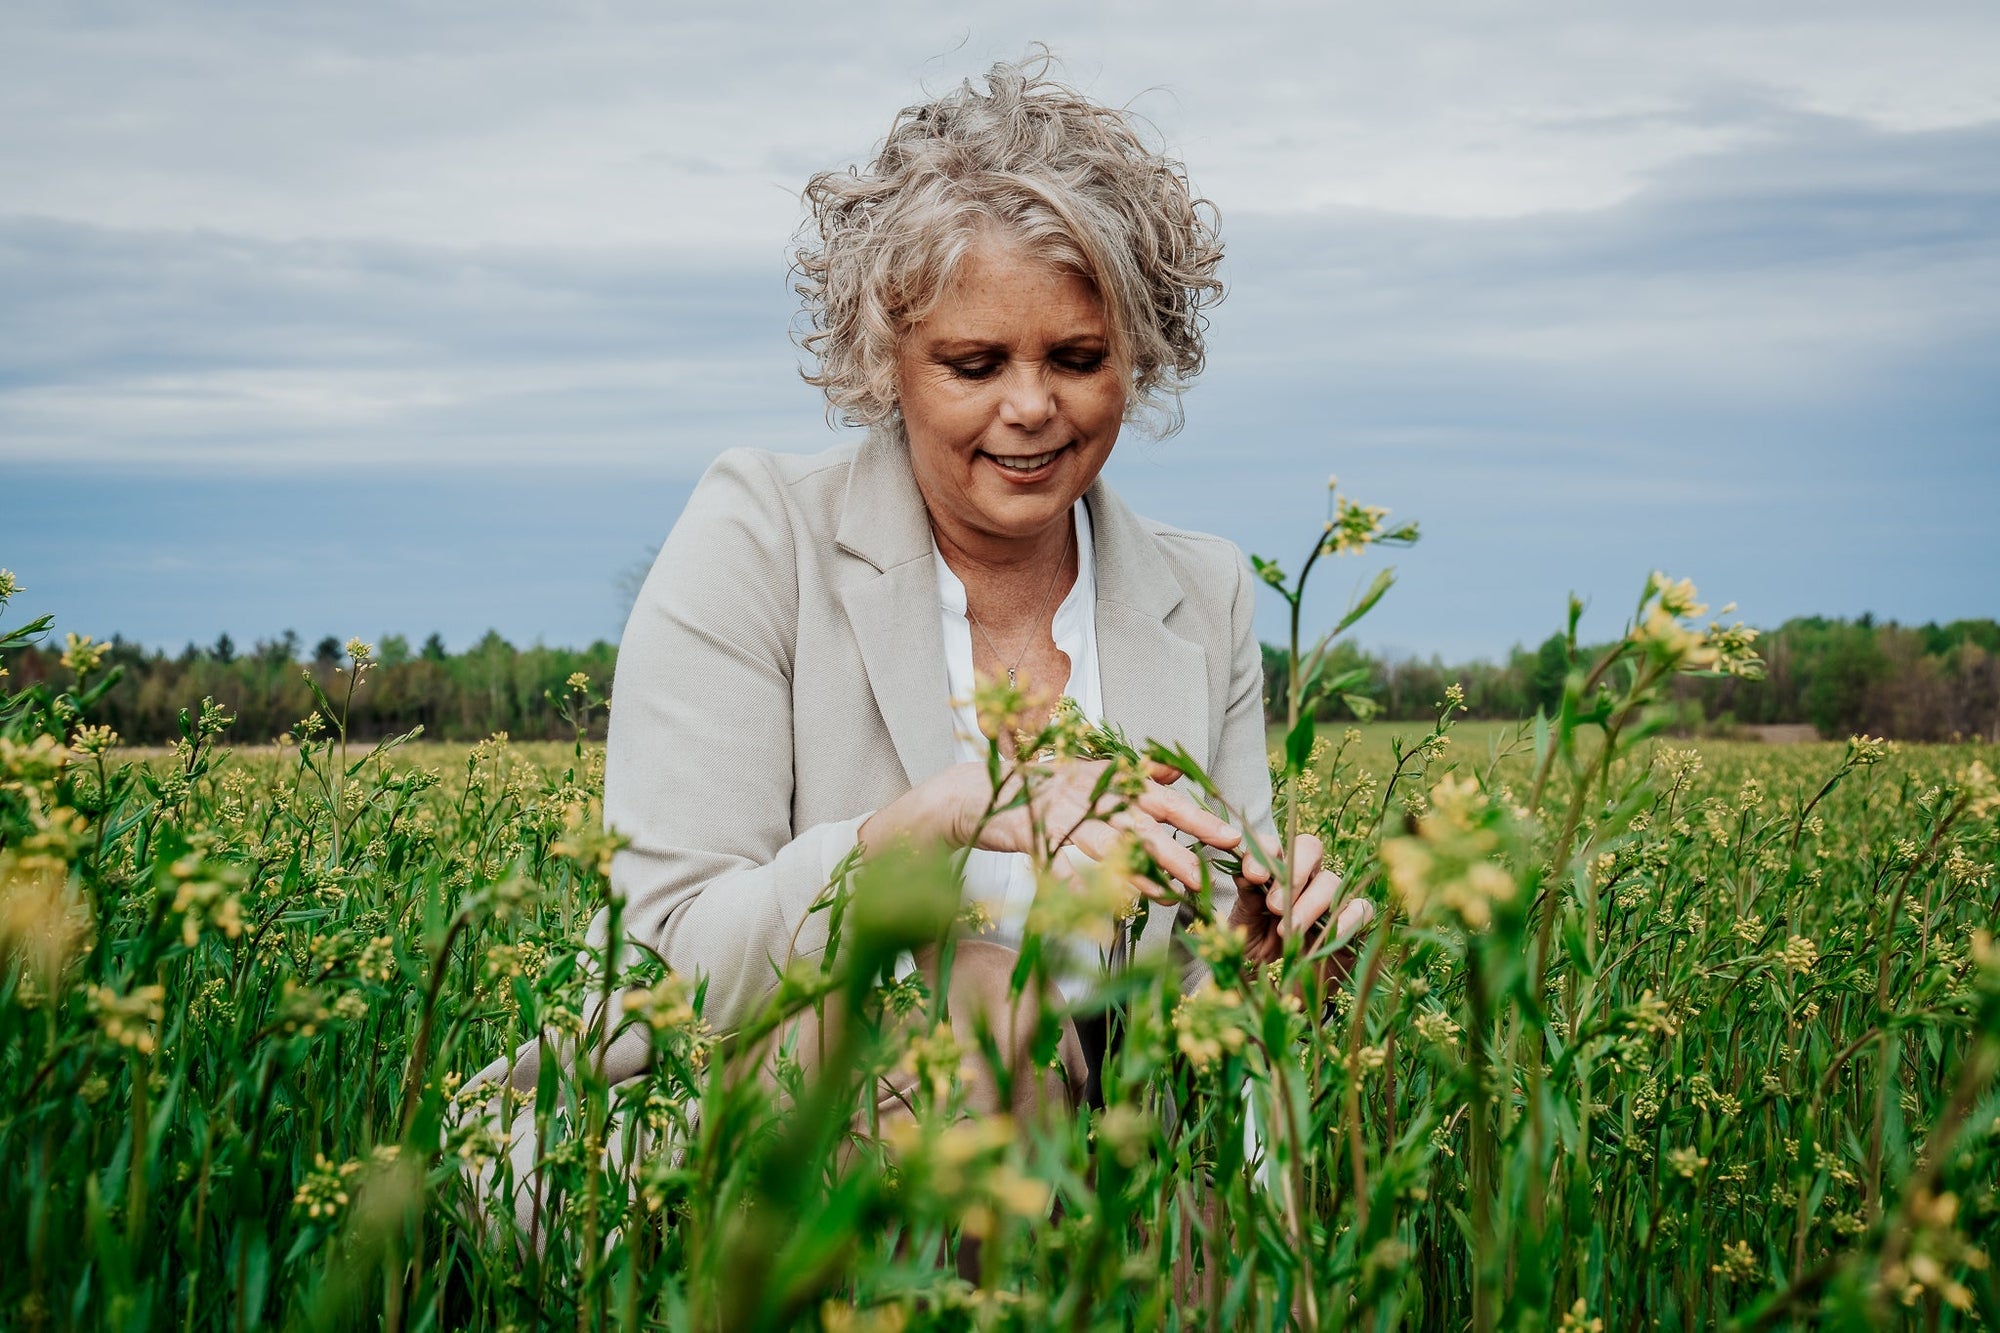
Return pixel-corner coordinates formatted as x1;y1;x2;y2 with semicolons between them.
0;501;1995;1330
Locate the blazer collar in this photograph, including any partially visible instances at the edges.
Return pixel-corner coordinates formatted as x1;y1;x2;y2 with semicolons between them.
832;428;951;784
1082;474;1185;623
1085;469;1209;797
834;425;933;572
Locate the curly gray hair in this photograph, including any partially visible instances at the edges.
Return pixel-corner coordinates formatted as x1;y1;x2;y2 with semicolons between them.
795;54;1225;436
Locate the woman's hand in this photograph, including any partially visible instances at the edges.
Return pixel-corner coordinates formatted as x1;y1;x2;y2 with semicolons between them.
1229;831;1374;971
859;759;1255;899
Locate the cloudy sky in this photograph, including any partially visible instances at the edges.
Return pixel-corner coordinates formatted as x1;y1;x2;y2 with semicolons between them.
4;2;1996;661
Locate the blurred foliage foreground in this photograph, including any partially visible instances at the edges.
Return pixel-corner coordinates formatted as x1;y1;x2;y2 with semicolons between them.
1;510;1998;1332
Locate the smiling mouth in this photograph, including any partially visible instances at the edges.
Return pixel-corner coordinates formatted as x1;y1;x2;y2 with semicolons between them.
982;442;1071;474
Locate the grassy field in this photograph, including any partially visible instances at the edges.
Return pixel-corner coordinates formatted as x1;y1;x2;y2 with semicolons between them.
4;570;1999;1329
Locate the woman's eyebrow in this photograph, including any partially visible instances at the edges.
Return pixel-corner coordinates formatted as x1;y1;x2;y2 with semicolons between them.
925;333;1108;355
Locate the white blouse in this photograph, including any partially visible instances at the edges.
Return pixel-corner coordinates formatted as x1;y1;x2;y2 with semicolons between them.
932;498;1106;995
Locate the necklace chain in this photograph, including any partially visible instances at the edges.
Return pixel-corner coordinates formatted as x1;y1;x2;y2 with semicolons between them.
965;519;1073;689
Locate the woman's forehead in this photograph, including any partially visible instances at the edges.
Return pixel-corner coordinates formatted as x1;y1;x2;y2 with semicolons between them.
918;235;1105;330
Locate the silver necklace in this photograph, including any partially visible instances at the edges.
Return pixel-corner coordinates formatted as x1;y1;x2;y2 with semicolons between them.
966;520;1073;689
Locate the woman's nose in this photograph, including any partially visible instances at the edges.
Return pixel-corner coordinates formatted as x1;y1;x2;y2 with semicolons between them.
995;362;1057;430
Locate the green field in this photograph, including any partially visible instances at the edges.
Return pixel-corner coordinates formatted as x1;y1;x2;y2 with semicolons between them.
4;595;2000;1329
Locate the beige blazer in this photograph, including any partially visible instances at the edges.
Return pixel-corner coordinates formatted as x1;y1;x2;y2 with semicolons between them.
475;427;1273;1101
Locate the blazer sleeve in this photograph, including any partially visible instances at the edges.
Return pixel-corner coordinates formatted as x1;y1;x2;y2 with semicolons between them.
598;449;866;1035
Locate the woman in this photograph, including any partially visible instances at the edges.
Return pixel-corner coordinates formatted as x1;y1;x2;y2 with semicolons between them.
471;55;1369;1228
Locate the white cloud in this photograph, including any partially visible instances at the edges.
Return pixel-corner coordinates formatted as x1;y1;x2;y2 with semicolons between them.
3;101;1995;470
6;2;1998;254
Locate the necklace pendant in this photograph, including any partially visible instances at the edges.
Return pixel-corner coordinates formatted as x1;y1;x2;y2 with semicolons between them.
1006;667;1017;688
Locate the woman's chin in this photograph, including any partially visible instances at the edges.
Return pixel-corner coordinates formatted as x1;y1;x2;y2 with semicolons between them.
968;488;1079;541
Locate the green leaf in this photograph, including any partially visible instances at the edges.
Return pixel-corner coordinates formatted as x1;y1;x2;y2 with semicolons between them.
0;611;55;652
301;671;340;729
1334;567;1397;635
1249;554;1287;589
1301;659;1371;713
349;724;425;778
1143;739;1218;796
1284;710;1316;775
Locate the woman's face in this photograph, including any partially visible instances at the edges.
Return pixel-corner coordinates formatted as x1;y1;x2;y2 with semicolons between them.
896;232;1127;552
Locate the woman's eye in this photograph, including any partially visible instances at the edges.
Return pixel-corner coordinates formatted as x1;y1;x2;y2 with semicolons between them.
948;360;1001;380
1056;354;1106;374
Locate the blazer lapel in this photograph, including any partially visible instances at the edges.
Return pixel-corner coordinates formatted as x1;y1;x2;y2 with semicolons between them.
835;428;958;786
1086;481;1215;964
1087;479;1209;771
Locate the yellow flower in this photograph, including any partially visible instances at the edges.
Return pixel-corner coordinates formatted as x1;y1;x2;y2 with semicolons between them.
1326;497;1390;554
1633;605;1704;662
821;1302;909;1333
1780;935;1819;974
1648;572;1708;619
1026;847;1143;949
1413;1009;1461;1046
1701;619;1764;679
551;797;625;879
1629;990;1680;1038
1956;760;2000;819
168;855;244;948
0;856;93;985
1094;1104;1154;1168
1379;775;1517;930
292;1153;362;1221
988;1163;1051;1218
1666;1146;1708;1178
1172;983;1247;1070
68;724;119;757
356;935;397;984
629;973;712;1063
1558;1299;1605;1333
89;983;167;1055
1187;918;1248;971
59;632;108;676
898;1020;965;1104
1846;735;1890;766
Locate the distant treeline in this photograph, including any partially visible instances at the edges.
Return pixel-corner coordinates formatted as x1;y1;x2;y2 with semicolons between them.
10;615;1998;745
8;631;616;745
1268;615;2000;742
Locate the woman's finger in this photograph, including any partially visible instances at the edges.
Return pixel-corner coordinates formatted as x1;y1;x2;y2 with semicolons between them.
1286;868;1344;932
1142;760;1184;786
1135;782;1244;856
1233;829;1280;885
1104;808;1209;891
1291;833;1325;895
1265;832;1326;914
1328;896;1375;947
